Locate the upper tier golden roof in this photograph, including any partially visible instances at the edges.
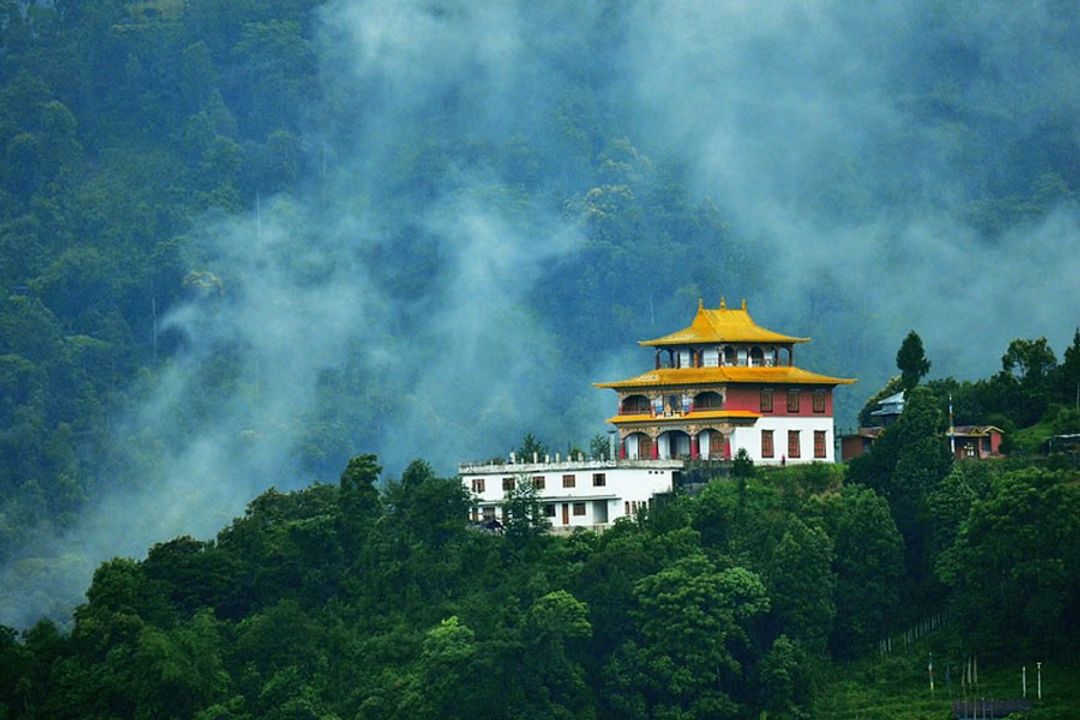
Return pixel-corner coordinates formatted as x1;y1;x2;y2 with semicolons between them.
640;299;809;346
594;366;857;390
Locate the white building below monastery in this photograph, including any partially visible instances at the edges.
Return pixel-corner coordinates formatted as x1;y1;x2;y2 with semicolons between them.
460;456;682;533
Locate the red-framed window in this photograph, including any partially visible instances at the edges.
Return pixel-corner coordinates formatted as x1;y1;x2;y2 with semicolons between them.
761;430;774;458
814;430;826;458
788;430;801;458
760;389;774;412
787;389;801;413
562;474;576;488
813;390;826;414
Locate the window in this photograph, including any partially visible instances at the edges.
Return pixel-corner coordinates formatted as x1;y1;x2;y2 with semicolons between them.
761;430;774;458
562;474;576;488
760;389;774;412
471;478;485;493
788;430;801;458
695;391;723;409
814;430;826;458
532;476;545;490
787;389;801;413
543;503;556;517
813;390;826;414
502;477;515;492
573;502;586;516
592;473;606;487
482;506;495;521
624;501;631;515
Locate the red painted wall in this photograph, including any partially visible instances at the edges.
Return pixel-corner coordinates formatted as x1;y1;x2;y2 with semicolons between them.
724;384;835;417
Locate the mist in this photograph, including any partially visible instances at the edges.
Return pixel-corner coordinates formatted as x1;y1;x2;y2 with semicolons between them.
618;2;1080;380
3;0;1080;628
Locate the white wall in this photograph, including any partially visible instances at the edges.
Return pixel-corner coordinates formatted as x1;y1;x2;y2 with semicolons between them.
732;416;836;464
460;460;681;528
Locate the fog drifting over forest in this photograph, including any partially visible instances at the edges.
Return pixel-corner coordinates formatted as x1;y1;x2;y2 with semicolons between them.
3;0;1080;628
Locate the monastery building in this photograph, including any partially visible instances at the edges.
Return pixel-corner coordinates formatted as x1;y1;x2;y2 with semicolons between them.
460;298;855;532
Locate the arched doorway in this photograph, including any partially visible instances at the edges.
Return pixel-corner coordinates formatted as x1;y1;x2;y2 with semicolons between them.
658;430;691;459
624;432;653;460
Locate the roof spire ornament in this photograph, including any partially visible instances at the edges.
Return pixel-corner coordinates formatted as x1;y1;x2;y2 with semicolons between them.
741;298;747;311
719;296;726;309
698;298;704;310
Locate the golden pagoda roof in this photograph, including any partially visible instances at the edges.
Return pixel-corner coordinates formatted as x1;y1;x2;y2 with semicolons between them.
595;366;857;390
640;299;809;346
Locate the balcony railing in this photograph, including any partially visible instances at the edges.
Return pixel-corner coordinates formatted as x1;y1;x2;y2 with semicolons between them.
618;403;725;417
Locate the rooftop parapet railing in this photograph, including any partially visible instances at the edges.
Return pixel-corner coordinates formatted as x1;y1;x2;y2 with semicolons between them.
458;455;685;473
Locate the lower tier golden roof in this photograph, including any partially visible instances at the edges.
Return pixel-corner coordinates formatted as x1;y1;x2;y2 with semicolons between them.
607;409;761;425
595;366;856;390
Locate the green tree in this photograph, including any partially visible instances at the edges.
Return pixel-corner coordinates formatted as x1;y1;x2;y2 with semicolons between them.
731;447;754;480
767;518;835;656
896;330;931;391
521;591;593;718
338;454;381;554
758;634;812;719
1002;337;1057;387
997;337;1058;425
811;485;904;658
397;616;477;720
622;554;770;718
1060;327;1080;408
589;432;612;460
937;468;1080;652
516;432;548;462
924;462;993;558
129;610;229;719
502;476;551;551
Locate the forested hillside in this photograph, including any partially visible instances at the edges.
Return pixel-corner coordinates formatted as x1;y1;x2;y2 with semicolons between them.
2;0;1080;658
1;446;1077;719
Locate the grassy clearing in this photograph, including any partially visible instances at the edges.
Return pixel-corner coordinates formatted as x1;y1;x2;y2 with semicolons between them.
813;639;1080;720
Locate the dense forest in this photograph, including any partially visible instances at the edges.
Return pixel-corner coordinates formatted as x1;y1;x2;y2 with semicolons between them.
1;436;1078;718
2;0;1080;715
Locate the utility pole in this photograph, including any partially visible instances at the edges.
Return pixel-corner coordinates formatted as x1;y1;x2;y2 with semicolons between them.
1037;661;1042;700
948;392;956;455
